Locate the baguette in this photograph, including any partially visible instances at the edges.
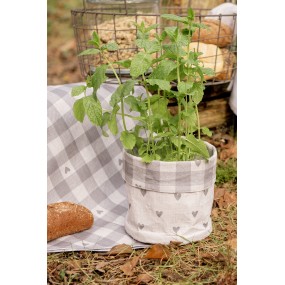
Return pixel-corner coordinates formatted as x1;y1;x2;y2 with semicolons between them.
192;19;233;48
47;202;94;242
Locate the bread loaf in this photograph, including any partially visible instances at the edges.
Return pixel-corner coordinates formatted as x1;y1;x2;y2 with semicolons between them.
192;19;233;48
47;202;94;242
188;42;224;80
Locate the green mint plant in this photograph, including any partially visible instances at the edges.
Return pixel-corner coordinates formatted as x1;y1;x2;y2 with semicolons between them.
71;8;215;163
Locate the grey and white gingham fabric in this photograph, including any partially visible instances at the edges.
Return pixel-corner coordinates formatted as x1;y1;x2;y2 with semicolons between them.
47;82;148;252
122;144;217;193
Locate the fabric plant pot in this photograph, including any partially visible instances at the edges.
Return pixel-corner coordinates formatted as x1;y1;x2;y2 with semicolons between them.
122;141;217;244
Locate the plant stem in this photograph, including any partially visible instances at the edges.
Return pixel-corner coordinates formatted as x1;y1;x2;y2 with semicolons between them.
185;20;192;137
103;54;128;132
142;73;154;154
194;103;201;139
176;49;182;160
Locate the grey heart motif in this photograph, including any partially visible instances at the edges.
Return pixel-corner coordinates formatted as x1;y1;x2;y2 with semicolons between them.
203;222;208;228
96;210;103;214
138;223;144;230
173;226;180;233
192;211;198;217
140;189;147;197
118;159;123;166
174;193;181;200
203;189;208;196
195;160;201;167
156;211;163;217
65;166;70;174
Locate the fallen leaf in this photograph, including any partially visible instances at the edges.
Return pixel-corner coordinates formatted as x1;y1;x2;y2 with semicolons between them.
223;191;236;207
200;252;225;262
214;187;226;201
108;244;133;255
162;269;183;282
226;238;237;252
217;197;226;209
95;261;109;273
67;260;81;270
143;244;171;261
120;256;139;276
136;273;153;284
219;145;237;161
211;208;219;218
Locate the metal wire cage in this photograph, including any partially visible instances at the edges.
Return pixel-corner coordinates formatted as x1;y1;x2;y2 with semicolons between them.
71;0;237;85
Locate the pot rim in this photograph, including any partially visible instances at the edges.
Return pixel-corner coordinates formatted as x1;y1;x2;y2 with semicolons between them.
123;141;217;164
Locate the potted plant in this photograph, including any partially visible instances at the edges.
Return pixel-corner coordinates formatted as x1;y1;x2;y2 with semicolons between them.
70;9;217;244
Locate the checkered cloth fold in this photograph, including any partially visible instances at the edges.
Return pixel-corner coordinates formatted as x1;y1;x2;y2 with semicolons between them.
122;145;217;193
47;82;148;252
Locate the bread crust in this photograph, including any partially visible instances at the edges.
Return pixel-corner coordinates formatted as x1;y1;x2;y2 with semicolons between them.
47;202;94;242
192;19;233;48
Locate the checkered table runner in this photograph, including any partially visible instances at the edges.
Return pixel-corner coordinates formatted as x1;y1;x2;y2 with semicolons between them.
47;82;148;252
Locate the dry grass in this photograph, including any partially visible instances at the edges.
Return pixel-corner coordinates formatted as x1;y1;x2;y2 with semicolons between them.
47;129;237;285
47;202;236;284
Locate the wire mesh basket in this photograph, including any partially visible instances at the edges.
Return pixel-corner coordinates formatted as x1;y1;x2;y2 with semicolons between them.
71;0;237;86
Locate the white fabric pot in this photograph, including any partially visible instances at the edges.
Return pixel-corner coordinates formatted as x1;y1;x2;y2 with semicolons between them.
122;142;217;244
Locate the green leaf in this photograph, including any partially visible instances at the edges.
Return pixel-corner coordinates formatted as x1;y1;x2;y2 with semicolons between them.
125;96;147;113
146;79;171;91
108;113;118;135
91;31;101;47
192;22;209;30
185;134;209;159
187;8;195;21
83;96;102;126
201;127;212;137
135;39;161;54
73;98;85;122
149;59;177;80
190;82;204;104
141;153;160;163
145;24;159;33
141;154;153;163
164;27;178;41
161;14;188;24
86;75;93;88
101;112;110;127
107;105;120;135
103;42;119;51
114;59;131;68
150;97;169;120
201;67;215;76
78;48;100;56
71;85;86;97
110;80;135;107
130;52;152;78
101;112;111;136
91;64;108;95
177;82;193;94
162;43;187;58
120;131;136;150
